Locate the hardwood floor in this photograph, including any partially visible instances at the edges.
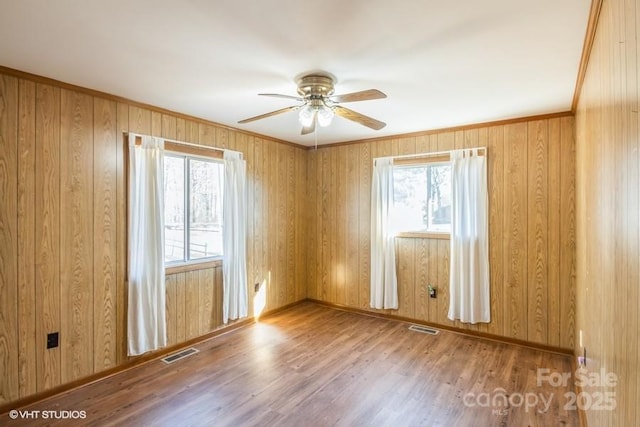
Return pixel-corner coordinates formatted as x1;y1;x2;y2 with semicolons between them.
4;302;578;426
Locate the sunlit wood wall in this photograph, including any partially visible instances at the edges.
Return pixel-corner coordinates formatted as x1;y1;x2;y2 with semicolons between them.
0;71;307;404
575;0;640;425
306;116;576;350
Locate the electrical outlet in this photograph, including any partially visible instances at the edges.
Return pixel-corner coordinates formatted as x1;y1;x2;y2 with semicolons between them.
428;284;437;298
47;332;59;349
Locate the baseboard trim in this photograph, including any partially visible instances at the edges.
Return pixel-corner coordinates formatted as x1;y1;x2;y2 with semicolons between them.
0;299;307;415
307;299;573;356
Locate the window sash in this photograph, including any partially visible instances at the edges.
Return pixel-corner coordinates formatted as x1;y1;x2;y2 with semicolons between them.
392;161;452;236
164;151;224;266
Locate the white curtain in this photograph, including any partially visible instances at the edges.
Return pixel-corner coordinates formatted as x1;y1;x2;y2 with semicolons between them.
448;148;490;324
127;134;167;356
370;157;398;309
222;150;248;323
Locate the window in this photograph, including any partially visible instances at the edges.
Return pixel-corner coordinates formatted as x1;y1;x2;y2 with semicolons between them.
164;153;224;264
392;162;452;234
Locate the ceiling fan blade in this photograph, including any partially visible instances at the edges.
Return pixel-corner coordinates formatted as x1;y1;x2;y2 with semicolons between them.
301;111;317;135
330;89;386;103
334;105;386;130
237;105;299;124
259;93;305;102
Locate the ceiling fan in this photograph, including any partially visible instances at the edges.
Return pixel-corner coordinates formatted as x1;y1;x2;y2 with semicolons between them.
238;73;387;135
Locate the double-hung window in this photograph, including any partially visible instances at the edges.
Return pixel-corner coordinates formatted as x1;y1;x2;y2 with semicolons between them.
392;160;452;236
164;153;224;264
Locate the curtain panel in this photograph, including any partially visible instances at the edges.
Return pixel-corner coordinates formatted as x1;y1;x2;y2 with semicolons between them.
370;157;398;309
127;134;167;356
222;150;248;323
448;148;490;324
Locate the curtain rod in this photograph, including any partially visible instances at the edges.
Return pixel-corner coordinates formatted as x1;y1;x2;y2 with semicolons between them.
124;131;233;155
378;146;487;161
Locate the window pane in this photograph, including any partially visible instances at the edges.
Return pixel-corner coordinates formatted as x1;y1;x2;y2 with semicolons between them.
164;156;185;262
426;164;451;231
392;163;451;233
393;166;429;231
189;159;223;259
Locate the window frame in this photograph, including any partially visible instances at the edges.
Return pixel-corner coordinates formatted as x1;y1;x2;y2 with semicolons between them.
392;155;452;240
163;148;225;272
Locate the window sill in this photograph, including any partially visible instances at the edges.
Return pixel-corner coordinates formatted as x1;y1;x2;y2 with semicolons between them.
396;232;450;240
165;259;222;275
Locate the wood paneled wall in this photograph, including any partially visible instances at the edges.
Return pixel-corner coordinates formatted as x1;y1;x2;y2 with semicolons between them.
0;71;307;405
575;0;639;425
306;116;576;350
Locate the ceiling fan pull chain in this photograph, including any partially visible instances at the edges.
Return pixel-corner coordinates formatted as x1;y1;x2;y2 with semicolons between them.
314;125;318;150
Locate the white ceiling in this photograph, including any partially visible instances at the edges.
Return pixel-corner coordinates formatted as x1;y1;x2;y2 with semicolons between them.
0;0;591;146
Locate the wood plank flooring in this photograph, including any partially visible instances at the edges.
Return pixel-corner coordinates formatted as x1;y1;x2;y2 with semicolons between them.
3;302;578;426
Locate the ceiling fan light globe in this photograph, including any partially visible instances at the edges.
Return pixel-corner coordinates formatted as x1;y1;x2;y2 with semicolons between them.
317;106;334;127
298;105;315;127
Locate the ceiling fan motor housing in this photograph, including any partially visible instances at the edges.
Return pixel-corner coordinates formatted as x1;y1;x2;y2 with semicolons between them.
296;74;335;98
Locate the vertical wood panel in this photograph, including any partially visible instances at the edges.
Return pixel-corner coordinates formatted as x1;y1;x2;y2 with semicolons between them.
185;120;198;144
93;97;117;371
151;111;162;136
427;240;439;324
165;275;177;345
294;149;307;302
306;151;318;299
547;118;561;347
559;117;576;349
128;106;151;135
414;238;429;321
216;127;228;149
17;79;36;398
276;143;286;307
199;268;214;334
214;266;223;327
396;239;415;318
336;145;347;305
503;122;528;340
526;120;548;344
320;149;330;302
268;141;278;310
622;1;639;423
346;144;359;307
0;75;19;403
115;102;128;365
35;83;61;391
175;272;186;343
358;142;371;310
486;126;504;336
60;89;94;383
161;114;177;140
437;240;450;326
286;147;296;305
329;148;338;304
199;124;215;147
185;271;199;339
316;149;325;302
